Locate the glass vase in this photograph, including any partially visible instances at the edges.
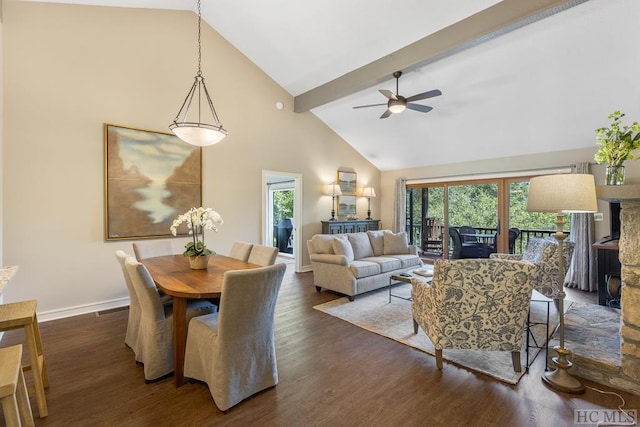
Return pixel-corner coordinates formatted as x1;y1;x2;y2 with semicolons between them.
605;165;625;186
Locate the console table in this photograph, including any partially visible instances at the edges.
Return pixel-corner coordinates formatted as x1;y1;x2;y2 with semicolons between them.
321;220;380;234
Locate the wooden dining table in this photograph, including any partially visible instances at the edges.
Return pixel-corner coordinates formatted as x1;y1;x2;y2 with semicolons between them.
141;254;260;386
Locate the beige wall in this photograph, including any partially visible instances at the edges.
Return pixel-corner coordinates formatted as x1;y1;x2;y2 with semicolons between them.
2;0;380;318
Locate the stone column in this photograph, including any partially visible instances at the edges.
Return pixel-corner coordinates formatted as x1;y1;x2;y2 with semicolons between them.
620;200;640;381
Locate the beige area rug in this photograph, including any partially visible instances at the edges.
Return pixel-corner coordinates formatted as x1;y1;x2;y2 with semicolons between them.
313;284;560;385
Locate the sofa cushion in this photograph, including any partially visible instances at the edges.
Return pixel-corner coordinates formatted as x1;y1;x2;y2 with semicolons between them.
360;256;402;273
348;233;374;259
367;230;386;256
311;234;335;254
383;254;422;268
349;260;381;278
332;237;354;262
383;231;409;255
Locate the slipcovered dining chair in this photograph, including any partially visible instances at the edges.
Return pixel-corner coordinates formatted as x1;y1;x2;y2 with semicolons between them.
247;244;279;266
115;250;142;360
124;257;216;381
184;263;286;411
491;237;574;299
411;258;536;372
229;241;253;262
133;240;174;260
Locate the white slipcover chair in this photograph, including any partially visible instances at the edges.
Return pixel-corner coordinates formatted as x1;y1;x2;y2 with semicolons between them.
115;250;142;360
124;257;216;381
229;241;253;262
411;258;536;372
133;240;174;260
247;245;278;266
184;263;286;411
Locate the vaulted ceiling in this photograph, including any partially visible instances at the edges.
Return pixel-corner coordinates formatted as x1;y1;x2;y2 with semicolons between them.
27;0;632;171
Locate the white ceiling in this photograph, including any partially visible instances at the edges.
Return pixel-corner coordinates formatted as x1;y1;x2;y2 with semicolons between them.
27;0;635;171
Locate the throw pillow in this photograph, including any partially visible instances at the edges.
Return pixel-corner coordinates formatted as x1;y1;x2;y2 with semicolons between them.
332;237;355;262
348;233;374;259
383;231;409;255
312;234;335;254
367;230;386;256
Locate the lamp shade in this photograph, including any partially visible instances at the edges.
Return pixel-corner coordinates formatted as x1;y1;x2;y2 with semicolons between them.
326;183;342;196
527;174;597;213
362;187;376;198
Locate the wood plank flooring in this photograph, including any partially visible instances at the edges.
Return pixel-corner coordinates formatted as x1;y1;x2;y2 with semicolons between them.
1;262;637;426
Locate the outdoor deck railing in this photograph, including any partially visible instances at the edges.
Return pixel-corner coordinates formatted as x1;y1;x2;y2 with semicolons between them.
408;224;568;255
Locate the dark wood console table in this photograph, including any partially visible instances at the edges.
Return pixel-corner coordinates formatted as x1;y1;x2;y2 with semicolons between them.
593;239;621;307
321;220;379;234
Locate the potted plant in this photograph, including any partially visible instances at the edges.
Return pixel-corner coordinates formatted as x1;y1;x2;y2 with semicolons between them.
170;207;224;269
594;111;640;185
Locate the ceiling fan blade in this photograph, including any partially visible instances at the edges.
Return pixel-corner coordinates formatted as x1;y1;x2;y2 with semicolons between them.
406;103;433;113
353;103;387;109
379;89;397;100
380;109;392;119
405;89;442;103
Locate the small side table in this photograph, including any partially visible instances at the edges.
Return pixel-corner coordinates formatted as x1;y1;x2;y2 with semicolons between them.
526;290;552;372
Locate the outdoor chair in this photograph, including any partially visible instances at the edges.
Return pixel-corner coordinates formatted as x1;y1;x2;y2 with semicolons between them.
411;258;536;372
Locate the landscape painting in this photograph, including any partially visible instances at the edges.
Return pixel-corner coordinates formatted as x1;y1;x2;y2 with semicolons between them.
338;195;356;218
338;170;357;195
104;124;201;240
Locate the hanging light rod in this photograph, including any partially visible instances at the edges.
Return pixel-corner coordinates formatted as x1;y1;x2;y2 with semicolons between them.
169;0;228;147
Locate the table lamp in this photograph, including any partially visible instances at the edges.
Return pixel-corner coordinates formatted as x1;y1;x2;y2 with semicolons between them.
527;173;597;394
362;187;376;220
326;183;342;221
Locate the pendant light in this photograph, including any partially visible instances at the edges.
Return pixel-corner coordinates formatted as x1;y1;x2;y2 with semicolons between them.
169;0;228;146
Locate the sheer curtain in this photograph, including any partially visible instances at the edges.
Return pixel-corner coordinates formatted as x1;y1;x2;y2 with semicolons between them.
393;178;407;232
566;162;597;291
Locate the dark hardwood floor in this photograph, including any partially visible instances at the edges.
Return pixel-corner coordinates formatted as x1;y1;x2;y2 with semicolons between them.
1;262;637;426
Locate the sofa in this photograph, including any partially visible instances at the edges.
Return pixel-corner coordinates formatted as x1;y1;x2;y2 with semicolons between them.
307;230;423;300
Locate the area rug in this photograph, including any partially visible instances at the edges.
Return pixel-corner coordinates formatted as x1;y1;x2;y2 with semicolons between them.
313;284;559;385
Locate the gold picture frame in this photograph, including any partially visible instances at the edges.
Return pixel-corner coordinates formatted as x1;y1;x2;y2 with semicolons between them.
338;170;357;195
338;195;357;218
104;123;202;240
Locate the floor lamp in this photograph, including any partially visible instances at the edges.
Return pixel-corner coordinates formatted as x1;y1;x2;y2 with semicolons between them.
527;173;597;394
326;183;342;221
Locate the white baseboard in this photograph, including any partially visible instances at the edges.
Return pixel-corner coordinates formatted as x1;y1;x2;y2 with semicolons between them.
37;297;130;322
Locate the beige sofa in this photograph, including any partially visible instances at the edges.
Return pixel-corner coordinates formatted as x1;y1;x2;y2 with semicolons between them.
307;230;422;300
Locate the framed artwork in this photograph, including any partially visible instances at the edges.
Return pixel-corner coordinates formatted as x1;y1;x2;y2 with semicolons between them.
104;123;202;240
338;170;357;195
338;195;356;217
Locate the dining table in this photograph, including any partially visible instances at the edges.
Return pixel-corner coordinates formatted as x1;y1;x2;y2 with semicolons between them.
141;254;260;386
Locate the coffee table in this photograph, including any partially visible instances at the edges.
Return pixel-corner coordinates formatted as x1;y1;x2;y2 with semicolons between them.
388;267;433;303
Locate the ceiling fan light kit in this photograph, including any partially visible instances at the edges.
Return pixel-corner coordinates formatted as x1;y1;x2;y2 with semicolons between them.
353;70;441;119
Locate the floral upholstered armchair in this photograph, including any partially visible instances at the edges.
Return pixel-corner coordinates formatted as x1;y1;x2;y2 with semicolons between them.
490;237;574;299
411;258;536;372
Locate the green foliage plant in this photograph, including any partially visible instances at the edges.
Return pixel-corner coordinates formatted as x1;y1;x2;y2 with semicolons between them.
594;111;640;166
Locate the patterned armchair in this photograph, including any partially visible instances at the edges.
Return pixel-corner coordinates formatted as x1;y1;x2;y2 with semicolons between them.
490;237;574;299
411;258;536;372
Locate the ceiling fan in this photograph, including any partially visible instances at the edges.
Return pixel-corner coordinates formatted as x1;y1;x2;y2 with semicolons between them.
353;71;442;119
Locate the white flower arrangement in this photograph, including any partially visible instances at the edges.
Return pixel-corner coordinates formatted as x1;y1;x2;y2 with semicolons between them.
170;207;223;257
